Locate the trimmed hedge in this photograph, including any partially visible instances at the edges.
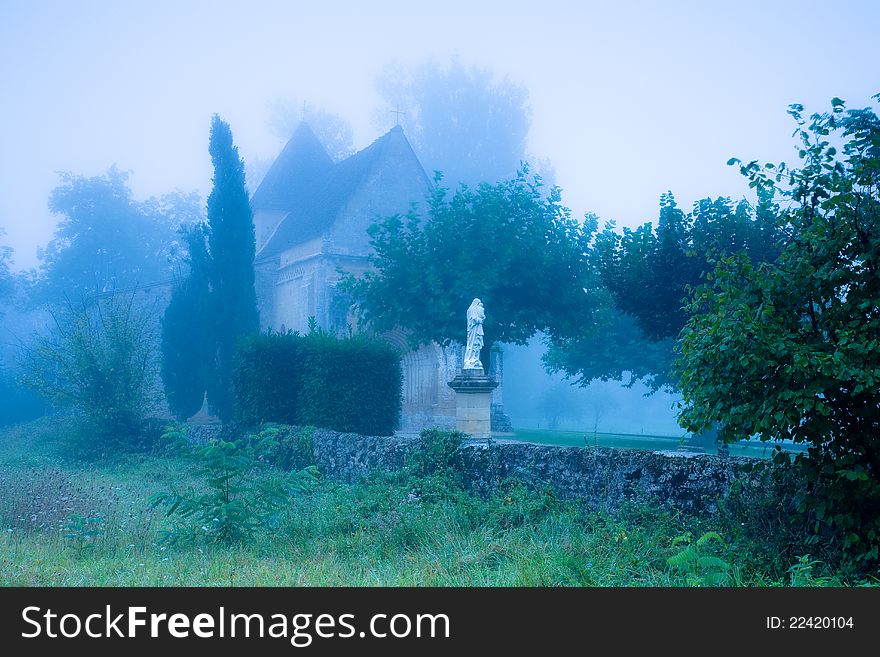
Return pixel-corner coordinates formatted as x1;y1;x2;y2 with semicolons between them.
234;331;302;426
233;329;402;436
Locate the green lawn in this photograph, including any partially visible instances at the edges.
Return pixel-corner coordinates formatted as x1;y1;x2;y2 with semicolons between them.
0;418;866;586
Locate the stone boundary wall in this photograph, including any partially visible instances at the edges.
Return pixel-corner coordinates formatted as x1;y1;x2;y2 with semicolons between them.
186;424;800;515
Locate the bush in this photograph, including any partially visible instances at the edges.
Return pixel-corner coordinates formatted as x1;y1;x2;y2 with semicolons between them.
666;531;732;586
234;330;303;426
19;292;159;449
265;424;315;471
678;98;880;565
407;428;466;479
233;327;402;435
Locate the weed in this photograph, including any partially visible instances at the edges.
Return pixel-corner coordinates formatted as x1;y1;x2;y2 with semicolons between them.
666;531;732;586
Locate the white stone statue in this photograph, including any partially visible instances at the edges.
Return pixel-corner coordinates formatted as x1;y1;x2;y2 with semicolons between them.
463;298;485;370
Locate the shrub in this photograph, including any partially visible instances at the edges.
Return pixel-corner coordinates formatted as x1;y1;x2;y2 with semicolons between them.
234;330;303;426
233;327;402;435
666;531;732;586
20;291;159;449
678;98;880;565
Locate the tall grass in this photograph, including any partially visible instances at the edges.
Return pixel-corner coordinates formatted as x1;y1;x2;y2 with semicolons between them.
0;418;873;587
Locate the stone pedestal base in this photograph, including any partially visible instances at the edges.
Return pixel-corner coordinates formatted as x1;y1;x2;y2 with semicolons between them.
491;404;514;432
447;369;499;438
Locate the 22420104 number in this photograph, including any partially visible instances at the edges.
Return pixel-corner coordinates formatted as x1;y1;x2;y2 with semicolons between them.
790;617;853;629
767;616;854;630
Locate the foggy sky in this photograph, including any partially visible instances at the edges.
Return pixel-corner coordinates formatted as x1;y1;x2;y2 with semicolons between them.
1;0;878;270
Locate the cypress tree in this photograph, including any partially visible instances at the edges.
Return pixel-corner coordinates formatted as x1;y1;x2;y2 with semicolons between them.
204;115;259;421
160;225;211;421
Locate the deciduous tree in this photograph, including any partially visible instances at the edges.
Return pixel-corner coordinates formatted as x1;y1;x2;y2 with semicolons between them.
38;168;197;303
551;193;780;390
340;168;598;364
677;96;880;563
21;291;159;448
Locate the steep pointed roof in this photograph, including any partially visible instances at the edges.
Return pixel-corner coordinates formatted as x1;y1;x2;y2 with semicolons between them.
251;122;333;211
256;125;430;260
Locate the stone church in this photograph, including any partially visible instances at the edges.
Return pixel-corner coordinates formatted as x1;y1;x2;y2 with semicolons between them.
250;122;510;432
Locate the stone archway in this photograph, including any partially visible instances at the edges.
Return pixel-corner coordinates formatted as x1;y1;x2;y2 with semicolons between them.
382;330;457;432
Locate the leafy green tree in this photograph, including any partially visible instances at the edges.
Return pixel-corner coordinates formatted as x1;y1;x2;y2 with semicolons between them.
340;168;599;363
37;168;198;303
677;96;880;563
205;115;260;421
160;225;211;421
374;57;532;187
595;193;777;342
20;291;159;449
553;193;781;390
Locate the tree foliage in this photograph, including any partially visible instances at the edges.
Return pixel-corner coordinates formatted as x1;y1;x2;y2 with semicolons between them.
548;192;781;390
677;96;880;563
544;305;677;390
160;225;211;421
340;168;599;361
204;115;260;421
595;193;780;342
21;291;159;448
375;57;531;187
37;167;198;302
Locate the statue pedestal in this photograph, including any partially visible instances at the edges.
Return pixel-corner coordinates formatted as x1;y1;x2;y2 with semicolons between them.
447;368;499;438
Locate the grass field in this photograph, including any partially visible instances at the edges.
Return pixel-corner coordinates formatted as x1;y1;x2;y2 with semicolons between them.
0;418;869;587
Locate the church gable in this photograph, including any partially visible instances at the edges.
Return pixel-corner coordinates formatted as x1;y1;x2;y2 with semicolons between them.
325;126;432;258
252;122;334;255
252;122;333;211
255;124;431;262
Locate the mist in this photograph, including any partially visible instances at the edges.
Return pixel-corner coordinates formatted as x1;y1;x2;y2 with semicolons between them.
504;336;683;436
2;0;879;438
2;0;878;270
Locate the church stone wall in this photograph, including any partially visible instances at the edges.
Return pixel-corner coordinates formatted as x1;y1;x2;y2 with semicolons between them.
271;256;321;334
279;236;322;269
187;424;800;517
307;430;799;516
254;259;277;331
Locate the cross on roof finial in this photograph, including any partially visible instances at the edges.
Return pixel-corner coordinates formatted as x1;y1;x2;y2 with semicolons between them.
390;104;404;127
301;100;308;122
